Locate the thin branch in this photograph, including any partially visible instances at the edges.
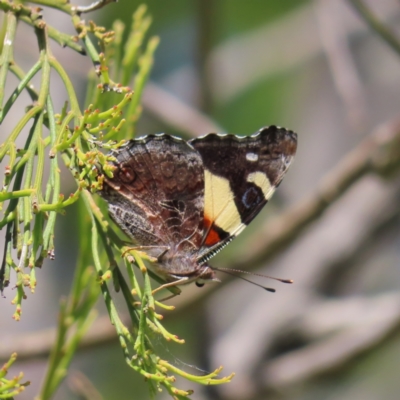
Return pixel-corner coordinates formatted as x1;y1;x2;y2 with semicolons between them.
0;12;17;109
195;0;216;113
75;0;117;14
208;1;399;102
348;0;400;57
315;0;367;131
19;15;86;54
142;81;224;137
262;293;400;390
0;313;122;362
67;371;104;400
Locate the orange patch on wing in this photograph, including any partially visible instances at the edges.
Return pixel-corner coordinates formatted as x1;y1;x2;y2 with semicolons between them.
205;228;221;246
203;215;220;246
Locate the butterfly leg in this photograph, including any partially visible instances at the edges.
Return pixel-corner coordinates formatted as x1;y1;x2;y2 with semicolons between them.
122;245;170;263
152;277;189;295
156;292;180;302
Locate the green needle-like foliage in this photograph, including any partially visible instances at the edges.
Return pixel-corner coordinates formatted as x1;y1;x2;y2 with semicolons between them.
0;353;29;398
0;1;233;398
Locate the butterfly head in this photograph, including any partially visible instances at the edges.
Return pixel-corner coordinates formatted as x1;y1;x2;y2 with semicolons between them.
193;262;220;287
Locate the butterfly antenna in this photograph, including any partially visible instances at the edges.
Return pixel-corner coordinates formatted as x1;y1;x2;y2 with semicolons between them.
212;267;277;293
215;267;293;285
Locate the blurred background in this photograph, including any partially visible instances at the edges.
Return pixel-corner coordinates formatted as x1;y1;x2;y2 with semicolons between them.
2;0;400;399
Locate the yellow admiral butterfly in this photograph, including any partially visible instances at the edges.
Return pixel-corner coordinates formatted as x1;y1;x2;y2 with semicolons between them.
100;126;297;287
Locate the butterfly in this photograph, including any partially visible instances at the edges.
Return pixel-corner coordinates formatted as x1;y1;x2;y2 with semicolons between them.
99;126;297;287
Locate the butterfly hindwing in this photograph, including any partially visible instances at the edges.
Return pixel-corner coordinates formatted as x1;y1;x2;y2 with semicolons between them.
101;135;206;257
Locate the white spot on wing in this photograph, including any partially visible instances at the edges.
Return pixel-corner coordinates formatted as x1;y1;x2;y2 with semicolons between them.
246;153;258;162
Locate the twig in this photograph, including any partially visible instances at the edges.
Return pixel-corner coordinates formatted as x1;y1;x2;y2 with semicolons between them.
75;0;117;14
0;313;123;362
0;12;17;108
208;1;399;102
68;371;104;400
195;0;215;113
315;0;367;131
262;293;400;389
142;81;224;137
348;0;400;57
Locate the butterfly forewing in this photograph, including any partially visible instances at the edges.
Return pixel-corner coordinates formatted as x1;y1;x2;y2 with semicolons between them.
101;135;206;257
189;126;297;260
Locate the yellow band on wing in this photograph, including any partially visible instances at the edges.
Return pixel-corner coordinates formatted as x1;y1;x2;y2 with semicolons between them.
204;169;242;235
246;171;275;200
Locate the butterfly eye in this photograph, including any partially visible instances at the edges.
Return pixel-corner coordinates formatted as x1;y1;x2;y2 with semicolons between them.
195;281;205;288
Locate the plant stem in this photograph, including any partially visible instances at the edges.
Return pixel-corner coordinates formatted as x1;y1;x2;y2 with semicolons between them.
0;12;17;109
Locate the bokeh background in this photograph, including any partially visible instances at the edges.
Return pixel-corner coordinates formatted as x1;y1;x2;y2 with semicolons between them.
2;0;400;399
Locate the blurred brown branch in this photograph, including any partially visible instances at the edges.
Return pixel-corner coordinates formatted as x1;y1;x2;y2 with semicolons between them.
0;314;123;362
207;0;399;102
68;371;104;400
142;82;223;136
262;293;400;391
348;0;400;56
315;0;367;131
